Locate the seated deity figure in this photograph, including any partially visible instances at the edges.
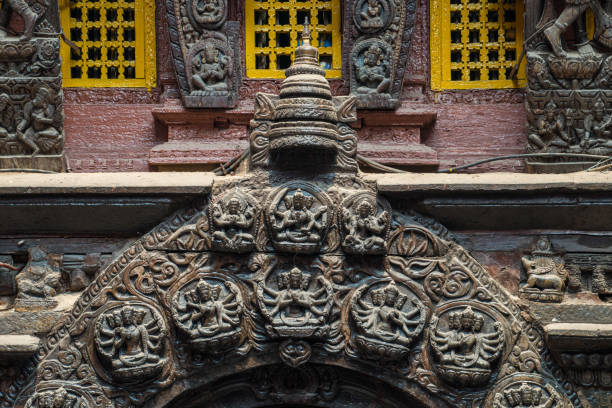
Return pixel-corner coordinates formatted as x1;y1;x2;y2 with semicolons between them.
96;306;164;374
212;195;255;251
355;44;391;94
353;284;421;346
262;268;328;325
191;42;229;94
342;199;389;253
15;246;61;302
582;98;612;150
27;387;85;408
360;0;384;29
16;87;62;155
0;0;38;40
270;189;327;244
179;280;241;336
528;101;574;151
431;307;503;371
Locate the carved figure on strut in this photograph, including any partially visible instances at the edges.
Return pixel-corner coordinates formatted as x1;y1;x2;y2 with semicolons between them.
191;42;230;94
17;87;62;155
342;199;389;254
211;193;255;252
0;0;38;40
353;283;421;346
528;100;573;151
175;279;241;337
192;0;223;25
95;305;166;380
262;267;329;326
269;189;327;245
355;44;391;94
581;98;612;151
360;0;384;29
430;306;504;386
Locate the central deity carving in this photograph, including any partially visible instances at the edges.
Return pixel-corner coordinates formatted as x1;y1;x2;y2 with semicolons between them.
190;41;231;95
350;280;426;359
341;194;390;254
267;187;331;253
430;305;504;386
210;190;257;253
353;41;391;95
94;304;168;382
171;276;243;352
257;266;333;338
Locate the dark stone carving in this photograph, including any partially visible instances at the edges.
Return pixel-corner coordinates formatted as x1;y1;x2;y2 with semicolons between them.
209;189;258;253
25;387;90;408
249;27;358;172
94;303;169;382
345;0;417;109
279;339;312;368
14;246;61;311
350;279;426;360
486;374;568;408
171;275;243;353
565;252;612;295
266;185;331;254
525;1;612;172
519;237;568;303
559;352;612;388
166;0;240;107
0;0;64;170
341;192;390;255
430;304;505;387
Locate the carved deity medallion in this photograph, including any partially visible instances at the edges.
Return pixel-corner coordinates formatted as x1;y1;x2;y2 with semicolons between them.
14;246;61;311
520;237;568;303
341;193;390;255
209;189;258;253
187;0;226;30
266;185;332;253
430;304;505;387
350;280;426;360
171;275;243;353
486;374;567;408
187;37;234;97
353;0;392;32
94;303;169;382
25;387;90;408
351;39;392;96
257;266;333;338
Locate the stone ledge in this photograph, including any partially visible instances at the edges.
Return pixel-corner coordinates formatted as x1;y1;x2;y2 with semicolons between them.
545;323;612;352
0;335;40;359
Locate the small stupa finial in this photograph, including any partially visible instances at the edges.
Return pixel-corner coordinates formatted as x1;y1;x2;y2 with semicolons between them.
302;17;311;46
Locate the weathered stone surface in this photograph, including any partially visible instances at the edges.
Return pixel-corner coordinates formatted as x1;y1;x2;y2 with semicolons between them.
0;293;78;335
0;335;39;355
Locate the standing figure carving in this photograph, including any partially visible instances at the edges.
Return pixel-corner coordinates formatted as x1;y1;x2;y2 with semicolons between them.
430;305;505;386
520;237;568;303
267;187;330;253
341;194;390;255
172;276;243;352
94;304;168;382
257;266;333;338
15;246;61;311
210;190;257;253
0;0;38;40
350;280;426;360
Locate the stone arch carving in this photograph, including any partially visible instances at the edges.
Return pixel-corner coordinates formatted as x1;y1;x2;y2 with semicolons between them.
1;172;584;408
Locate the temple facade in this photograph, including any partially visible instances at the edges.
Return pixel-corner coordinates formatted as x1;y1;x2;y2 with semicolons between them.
0;1;611;408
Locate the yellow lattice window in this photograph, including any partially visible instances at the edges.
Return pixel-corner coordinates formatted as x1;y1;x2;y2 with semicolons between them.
59;0;156;88
245;0;342;78
431;0;526;90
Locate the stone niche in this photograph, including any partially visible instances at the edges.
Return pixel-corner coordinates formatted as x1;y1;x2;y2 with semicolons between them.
524;0;612;173
0;0;65;171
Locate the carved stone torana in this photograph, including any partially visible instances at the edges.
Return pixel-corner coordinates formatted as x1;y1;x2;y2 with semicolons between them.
249;26;359;172
520;237;568;303
430;304;505;387
349;279;426;360
0;0;64;170
94;303;169;383
166;0;240;107
24;386;90;408
344;0;417;109
525;0;612;172
171;274;244;353
341;192;390;255
14;246;61;311
487;374;567;408
209;189;258;253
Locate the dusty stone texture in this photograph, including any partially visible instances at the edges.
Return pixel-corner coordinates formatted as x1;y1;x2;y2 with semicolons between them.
0;293;78;335
0;335;39;354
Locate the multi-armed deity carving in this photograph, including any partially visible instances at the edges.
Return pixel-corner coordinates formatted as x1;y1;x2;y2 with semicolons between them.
0;0;64;170
94;304;169;382
14;246;61;311
24;386;90;408
345;0;416;109
341;193;390;255
210;189;258;253
525;0;612;171
349;280;426;360
171;275;243;352
166;0;239;107
519;237;568;303
430;305;505;387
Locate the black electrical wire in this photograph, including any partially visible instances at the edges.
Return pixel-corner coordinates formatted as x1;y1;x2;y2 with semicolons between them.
437;153;609;173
